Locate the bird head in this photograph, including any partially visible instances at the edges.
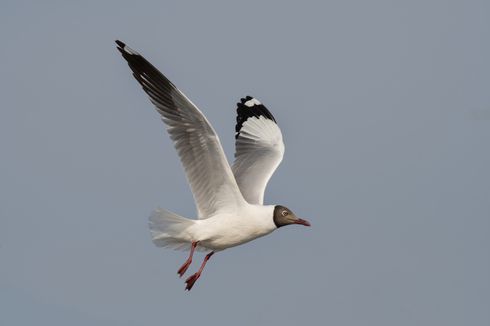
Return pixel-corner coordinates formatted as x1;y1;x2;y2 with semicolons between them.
273;205;311;228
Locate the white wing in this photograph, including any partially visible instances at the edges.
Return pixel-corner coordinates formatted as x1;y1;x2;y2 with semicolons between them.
232;96;285;205
116;40;246;218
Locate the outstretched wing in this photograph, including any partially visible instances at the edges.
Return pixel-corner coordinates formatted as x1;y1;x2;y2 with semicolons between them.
232;96;285;205
116;40;245;218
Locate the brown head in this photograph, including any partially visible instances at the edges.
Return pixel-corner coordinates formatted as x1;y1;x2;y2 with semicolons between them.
273;205;311;228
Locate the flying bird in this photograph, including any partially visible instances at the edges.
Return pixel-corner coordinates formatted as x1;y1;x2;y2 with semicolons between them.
115;40;310;291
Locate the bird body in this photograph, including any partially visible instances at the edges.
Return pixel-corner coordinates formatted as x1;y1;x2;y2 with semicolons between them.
193;205;277;251
116;40;310;290
150;205;276;252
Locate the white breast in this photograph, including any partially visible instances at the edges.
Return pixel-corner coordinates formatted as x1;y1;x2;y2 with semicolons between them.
190;205;277;251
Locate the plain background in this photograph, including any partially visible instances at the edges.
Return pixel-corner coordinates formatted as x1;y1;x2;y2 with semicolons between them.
1;1;489;325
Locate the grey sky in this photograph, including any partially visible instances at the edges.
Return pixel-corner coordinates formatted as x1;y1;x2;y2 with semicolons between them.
1;0;489;325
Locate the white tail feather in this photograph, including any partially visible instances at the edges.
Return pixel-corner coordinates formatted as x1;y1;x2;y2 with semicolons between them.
149;208;196;251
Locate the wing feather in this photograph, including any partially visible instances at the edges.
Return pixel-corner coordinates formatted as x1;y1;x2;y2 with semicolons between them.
116;40;245;218
232;96;285;205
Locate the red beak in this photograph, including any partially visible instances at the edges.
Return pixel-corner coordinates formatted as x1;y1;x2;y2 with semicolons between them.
295;218;311;227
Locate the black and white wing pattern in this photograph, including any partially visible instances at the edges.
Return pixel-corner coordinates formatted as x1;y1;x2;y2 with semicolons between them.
232;96;285;205
116;40;246;218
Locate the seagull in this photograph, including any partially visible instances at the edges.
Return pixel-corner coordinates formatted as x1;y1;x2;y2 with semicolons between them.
115;40;310;291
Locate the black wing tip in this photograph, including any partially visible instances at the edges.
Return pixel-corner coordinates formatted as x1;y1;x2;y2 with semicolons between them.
115;39;179;106
239;95;254;105
115;39;125;47
237;95;262;109
115;39;140;57
235;95;277;139
115;40;126;53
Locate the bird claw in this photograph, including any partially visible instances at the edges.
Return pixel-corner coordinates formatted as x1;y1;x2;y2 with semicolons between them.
185;272;200;291
177;260;192;277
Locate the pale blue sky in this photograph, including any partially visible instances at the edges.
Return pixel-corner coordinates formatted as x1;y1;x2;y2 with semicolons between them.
1;1;489;325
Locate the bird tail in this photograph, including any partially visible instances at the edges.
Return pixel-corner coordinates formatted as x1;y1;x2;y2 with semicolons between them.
149;208;196;251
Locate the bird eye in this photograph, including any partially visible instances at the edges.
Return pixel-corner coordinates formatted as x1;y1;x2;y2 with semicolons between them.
282;210;289;217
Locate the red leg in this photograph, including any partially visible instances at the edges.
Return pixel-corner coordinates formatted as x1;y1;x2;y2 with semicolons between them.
185;251;214;291
177;241;198;277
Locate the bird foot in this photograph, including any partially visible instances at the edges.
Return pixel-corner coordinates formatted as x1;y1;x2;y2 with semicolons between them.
185;272;201;291
177;259;192;277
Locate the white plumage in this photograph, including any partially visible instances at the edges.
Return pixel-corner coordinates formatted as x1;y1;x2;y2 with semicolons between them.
116;40;309;290
233;115;285;205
